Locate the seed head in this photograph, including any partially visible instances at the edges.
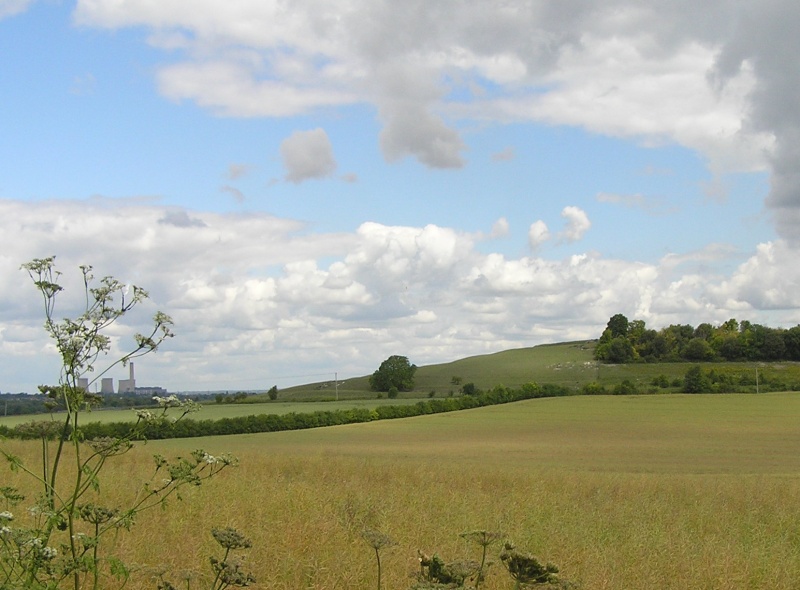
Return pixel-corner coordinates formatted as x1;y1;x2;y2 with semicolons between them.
211;527;252;550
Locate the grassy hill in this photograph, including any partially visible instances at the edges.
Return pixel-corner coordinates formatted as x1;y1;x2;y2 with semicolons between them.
260;340;800;401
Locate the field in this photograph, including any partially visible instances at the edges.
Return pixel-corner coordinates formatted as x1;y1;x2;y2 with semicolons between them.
0;398;423;428
4;392;800;589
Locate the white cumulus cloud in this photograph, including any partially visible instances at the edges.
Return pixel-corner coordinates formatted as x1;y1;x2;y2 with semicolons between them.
3;198;797;394
528;220;550;250
559;206;591;242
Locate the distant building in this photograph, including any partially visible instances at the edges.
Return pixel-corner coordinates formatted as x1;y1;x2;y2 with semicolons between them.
118;363;136;394
135;386;168;396
78;377;89;391
101;378;114;394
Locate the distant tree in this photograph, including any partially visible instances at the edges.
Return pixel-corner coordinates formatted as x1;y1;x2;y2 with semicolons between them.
451;376;463;387
267;385;279;400
683;337;715;361
761;331;787;360
784;326;800;360
683;365;711;393
606;313;630;338
694;322;714;340
596;335;635;363
714;332;744;360
461;382;477;396
369;355;417;392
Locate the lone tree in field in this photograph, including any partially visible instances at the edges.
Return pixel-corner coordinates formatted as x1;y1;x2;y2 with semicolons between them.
369;355;417;392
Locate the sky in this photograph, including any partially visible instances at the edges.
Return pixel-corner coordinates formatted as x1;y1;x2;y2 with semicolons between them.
2;0;800;394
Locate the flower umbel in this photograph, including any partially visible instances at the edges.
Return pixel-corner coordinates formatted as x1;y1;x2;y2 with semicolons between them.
212;527;252;550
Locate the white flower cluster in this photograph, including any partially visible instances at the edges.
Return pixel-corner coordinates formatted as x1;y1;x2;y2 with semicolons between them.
22;536;58;558
201;452;237;466
0;511;12;535
134;408;156;422
153;394;181;407
41;546;58;559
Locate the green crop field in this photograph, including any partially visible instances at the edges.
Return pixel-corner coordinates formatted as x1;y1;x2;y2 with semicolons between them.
5;392;800;589
0;398;423;427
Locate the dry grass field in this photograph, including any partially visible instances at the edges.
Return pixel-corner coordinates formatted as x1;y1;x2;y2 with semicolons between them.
4;393;800;589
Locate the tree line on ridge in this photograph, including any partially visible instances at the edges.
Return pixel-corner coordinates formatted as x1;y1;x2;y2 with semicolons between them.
594;314;800;363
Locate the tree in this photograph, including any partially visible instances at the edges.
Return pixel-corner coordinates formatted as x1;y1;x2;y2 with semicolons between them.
606;313;630;338
461;382;478;396
683;365;711;393
596;335;634;363
683;337;714;361
267;385;279;400
369;355;417;392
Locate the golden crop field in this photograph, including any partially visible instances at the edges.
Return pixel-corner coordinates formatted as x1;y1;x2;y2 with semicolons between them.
3;393;800;589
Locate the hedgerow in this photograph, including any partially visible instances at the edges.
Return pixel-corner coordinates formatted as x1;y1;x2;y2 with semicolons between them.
3;383;572;442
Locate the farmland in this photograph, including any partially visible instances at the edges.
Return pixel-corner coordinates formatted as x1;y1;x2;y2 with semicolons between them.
4;392;800;589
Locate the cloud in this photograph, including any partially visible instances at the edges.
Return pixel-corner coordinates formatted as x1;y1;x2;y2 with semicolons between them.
220;185;245;203
2;197;800;393
226;163;252;180
0;0;32;20
711;1;800;244
379;101;465;169
280;128;337;183
559;206;591;242
528;220;550;250
72;0;798;227
490;218;509;238
158;210;207;228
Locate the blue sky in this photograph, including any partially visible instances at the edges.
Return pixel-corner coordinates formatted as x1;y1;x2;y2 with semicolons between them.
1;1;799;393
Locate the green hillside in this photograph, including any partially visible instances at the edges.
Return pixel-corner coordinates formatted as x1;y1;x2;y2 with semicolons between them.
272;339;800;400
269;341;595;400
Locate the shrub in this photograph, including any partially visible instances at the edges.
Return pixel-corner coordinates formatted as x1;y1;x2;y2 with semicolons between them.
582;382;606;395
613;379;638;395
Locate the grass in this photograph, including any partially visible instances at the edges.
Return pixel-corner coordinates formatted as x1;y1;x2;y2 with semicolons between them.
5;393;800;589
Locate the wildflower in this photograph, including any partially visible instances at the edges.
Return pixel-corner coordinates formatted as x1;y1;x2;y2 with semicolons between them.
41;546;58;560
153;394;180;408
0;526;11;536
134;409;156;422
499;542;559;586
210;557;256;587
211;527;252;550
362;529;396;551
78;503;119;525
0;511;13;521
